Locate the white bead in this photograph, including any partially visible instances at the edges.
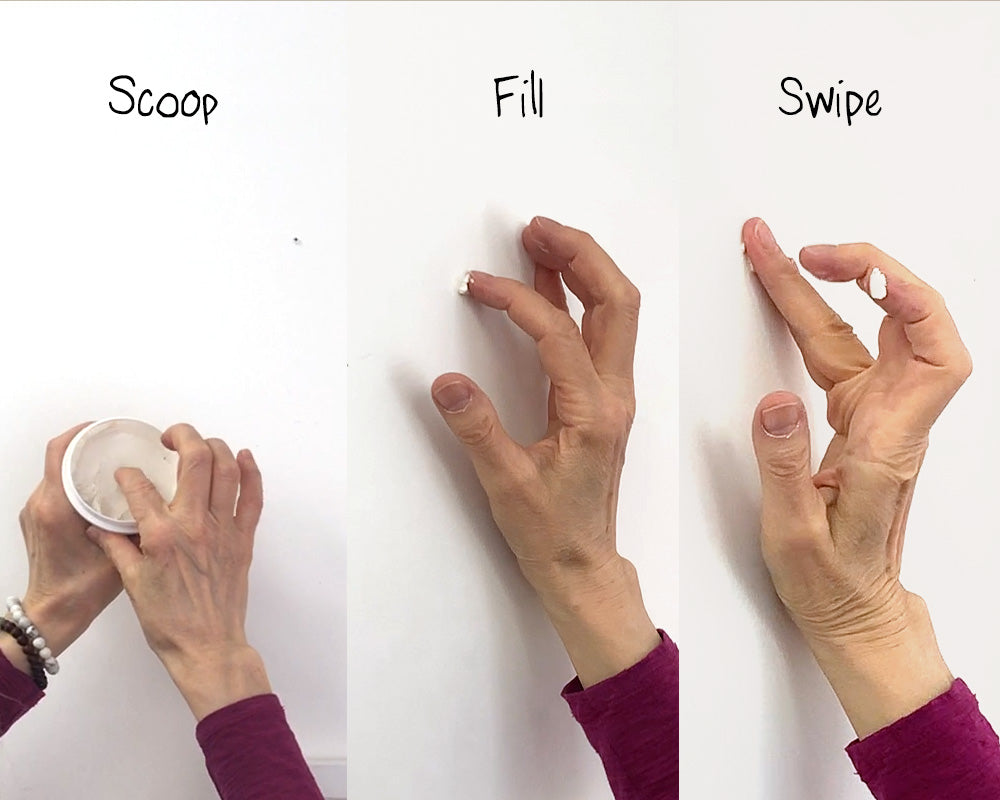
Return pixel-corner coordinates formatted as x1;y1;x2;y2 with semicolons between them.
11;608;23;621
31;637;45;650
16;616;30;630
37;647;52;660
24;626;38;638
5;597;19;609
44;659;58;675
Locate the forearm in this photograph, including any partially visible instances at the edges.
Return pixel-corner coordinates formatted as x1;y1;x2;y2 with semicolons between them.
162;644;273;722
808;594;953;739
527;555;661;688
0;648;44;735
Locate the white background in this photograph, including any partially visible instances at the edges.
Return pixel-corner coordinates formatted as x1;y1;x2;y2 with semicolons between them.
0;3;346;798
4;4;999;800
677;3;1000;798
346;3;678;798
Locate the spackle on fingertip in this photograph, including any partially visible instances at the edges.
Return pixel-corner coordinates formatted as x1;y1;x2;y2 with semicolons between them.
457;272;472;295
868;267;888;300
742;238;755;273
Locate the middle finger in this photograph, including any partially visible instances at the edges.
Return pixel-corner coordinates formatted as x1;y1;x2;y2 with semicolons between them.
206;438;240;521
521;216;640;385
162;423;213;511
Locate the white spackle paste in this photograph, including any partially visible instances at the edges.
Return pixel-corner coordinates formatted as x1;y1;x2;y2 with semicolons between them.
71;421;178;521
456;272;472;295
741;239;754;273
868;267;888;300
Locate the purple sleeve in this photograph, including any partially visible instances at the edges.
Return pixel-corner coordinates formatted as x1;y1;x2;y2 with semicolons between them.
0;649;43;736
847;679;1000;799
561;630;679;800
196;694;323;800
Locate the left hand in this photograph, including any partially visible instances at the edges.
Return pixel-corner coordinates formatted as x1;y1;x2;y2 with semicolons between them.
4;423;123;672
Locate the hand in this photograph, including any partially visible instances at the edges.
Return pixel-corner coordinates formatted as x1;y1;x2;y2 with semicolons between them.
431;215;660;687
744;217;971;738
87;424;269;721
0;423;123;677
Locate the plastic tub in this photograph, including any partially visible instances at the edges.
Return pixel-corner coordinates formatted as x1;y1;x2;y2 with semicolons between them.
61;418;178;535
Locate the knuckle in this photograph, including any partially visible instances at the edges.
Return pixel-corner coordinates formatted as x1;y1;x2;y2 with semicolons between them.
459;414;498;450
952;349;974;383
618;280;641;312
579;398;632;446
762;446;809;482
185;444;214;471
552;311;580;339
31;495;65;527
857;242;884;263
603;400;633;436
44;437;62;460
216;460;241;483
144;517;176;542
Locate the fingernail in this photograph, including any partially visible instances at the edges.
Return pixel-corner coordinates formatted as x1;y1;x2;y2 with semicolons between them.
84;526;100;544
433;381;472;413
524;226;549;254
457;272;472;296
801;244;836;258
761;403;801;438
754;219;778;252
532;215;560;231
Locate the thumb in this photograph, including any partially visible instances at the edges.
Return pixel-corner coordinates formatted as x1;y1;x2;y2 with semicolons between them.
86;526;142;576
752;391;827;547
431;373;526;484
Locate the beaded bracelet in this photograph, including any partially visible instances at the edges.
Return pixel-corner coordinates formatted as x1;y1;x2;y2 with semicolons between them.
4;596;59;677
0;618;48;690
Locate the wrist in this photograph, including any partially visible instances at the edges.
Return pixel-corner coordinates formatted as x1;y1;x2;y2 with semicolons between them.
806;592;953;739
20;589;99;658
160;643;272;722
528;555;661;688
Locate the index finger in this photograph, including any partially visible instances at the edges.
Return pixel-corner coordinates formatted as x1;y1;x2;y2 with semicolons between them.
521;216;640;382
114;466;168;525
464;270;604;415
744;218;874;391
46;421;95;484
162;423;213;510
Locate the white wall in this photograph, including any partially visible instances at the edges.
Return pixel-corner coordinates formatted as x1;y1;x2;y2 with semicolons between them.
0;3;346;797
346;3;678;798
6;4;998;799
677;3;1000;798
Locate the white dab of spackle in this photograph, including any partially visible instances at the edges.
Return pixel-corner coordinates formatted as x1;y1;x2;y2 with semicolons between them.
741;239;754;273
868;267;888;300
456;272;472;295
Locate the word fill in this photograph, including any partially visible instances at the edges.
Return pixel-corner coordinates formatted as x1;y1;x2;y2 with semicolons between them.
494;71;543;118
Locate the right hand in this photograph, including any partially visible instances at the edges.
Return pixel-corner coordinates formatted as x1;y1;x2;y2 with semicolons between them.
87;423;270;720
431;216;660;687
744;217;972;737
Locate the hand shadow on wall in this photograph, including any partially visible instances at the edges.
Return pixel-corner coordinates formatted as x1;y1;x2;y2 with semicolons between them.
388;210;597;799
694;274;855;799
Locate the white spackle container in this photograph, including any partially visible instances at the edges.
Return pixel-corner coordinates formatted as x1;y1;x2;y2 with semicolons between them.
61;418;179;535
